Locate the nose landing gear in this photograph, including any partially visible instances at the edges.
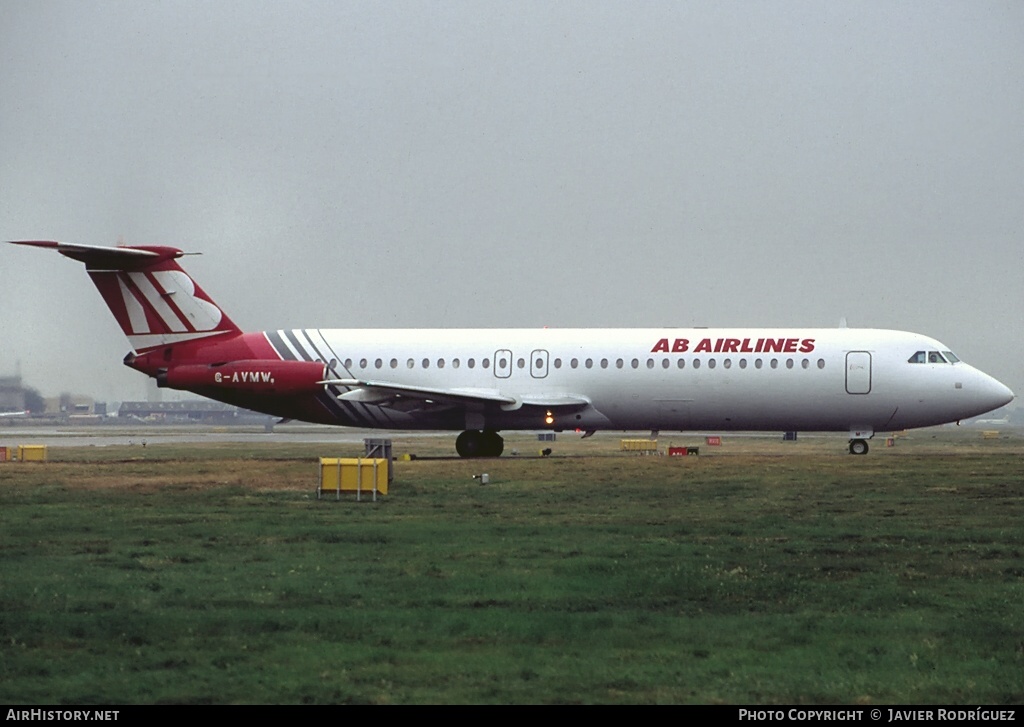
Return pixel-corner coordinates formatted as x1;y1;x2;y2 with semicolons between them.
848;428;873;455
848;439;869;455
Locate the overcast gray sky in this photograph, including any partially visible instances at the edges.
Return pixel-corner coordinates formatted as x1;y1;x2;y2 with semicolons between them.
2;1;1022;404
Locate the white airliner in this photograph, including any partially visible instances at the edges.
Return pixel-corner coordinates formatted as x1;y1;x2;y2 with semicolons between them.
10;240;1015;456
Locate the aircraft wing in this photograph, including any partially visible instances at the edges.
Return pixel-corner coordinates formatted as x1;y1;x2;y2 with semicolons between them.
320;378;590;411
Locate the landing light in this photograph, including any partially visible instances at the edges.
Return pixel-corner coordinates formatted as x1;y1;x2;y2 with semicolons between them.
544;410;555;426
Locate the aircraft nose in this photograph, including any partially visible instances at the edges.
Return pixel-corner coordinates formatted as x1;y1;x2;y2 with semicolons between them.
977;372;1015;413
996;381;1015;407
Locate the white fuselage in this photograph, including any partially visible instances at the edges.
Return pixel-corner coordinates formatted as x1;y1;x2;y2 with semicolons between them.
264;327;1014;435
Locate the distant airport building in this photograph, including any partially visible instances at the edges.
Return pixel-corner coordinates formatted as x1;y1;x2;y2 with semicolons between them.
118;400;271;424
45;393;96;416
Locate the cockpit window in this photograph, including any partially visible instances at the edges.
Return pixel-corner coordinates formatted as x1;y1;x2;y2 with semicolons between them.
909;350;957;364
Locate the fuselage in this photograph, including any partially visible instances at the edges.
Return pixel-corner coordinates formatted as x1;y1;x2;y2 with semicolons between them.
235;326;1013;435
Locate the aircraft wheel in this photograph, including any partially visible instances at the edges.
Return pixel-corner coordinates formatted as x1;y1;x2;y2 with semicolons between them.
456;430;483;458
456;430;504;458
482;430;504;457
849;439;869;456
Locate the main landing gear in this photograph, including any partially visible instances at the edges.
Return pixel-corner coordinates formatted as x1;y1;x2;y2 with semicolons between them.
849;439;869;455
456;429;504;458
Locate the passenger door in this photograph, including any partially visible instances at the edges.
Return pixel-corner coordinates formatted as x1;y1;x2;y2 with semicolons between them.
530;349;549;379
846;351;872;394
493;349;513;379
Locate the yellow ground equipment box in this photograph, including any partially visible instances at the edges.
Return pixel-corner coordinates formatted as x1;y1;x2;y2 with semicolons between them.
318;458;389;500
17;445;47;462
620;439;658;452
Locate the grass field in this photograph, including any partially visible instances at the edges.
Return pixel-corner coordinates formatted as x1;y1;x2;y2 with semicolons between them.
1;429;1022;704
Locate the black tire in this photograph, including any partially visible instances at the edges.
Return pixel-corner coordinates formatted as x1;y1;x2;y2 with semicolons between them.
849;439;869;455
456;430;504;458
482;430;504;457
456;430;483;458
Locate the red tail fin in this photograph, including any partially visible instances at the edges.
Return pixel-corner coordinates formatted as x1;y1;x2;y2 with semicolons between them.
10;241;241;353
